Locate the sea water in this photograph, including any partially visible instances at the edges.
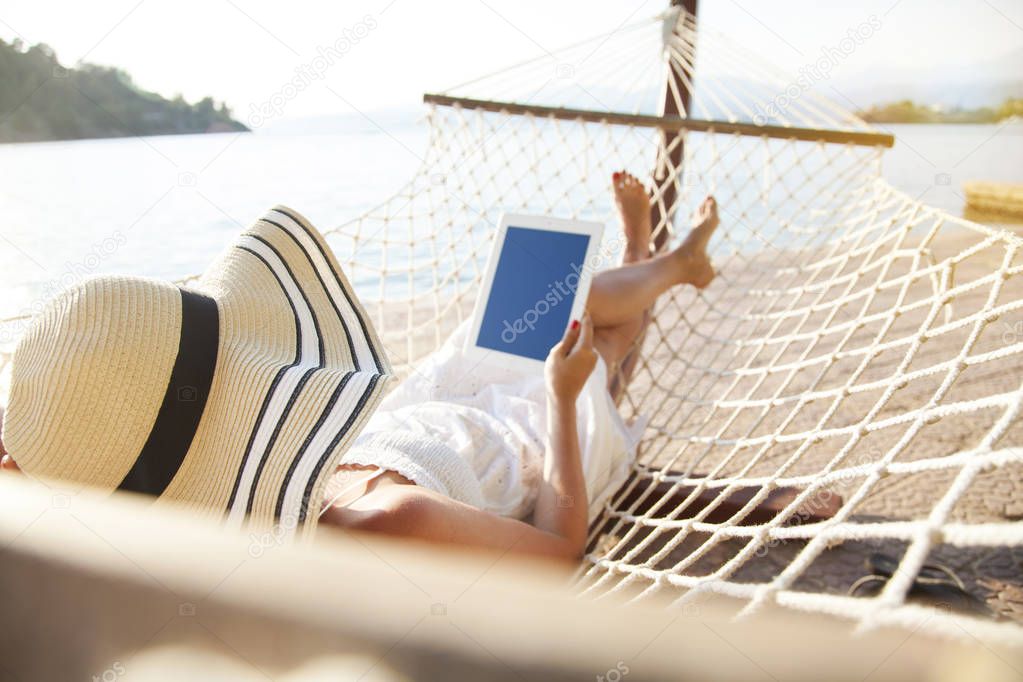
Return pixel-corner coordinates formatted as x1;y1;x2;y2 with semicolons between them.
0;120;1020;322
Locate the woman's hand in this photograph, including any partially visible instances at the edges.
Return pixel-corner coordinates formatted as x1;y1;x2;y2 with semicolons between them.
545;315;598;405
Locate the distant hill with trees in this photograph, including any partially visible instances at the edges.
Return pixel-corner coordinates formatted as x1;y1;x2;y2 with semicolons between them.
858;98;1023;124
0;38;247;143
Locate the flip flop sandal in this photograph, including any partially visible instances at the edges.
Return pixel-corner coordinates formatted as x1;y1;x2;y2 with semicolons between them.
848;553;993;618
867;552;967;590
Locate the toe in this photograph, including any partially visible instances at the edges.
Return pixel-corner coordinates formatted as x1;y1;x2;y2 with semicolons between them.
699;197;721;232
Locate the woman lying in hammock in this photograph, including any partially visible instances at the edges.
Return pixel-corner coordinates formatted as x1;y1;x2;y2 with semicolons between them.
313;173;719;560
0;171;718;562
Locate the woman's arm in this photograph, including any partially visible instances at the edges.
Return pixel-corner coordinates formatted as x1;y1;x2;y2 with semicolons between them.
340;484;588;561
327;317;599;562
531;316;596;556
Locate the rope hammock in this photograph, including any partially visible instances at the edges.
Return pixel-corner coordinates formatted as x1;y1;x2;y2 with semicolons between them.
2;7;1022;645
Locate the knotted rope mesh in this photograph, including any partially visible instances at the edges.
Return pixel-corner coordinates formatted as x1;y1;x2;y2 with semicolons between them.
1;8;1020;644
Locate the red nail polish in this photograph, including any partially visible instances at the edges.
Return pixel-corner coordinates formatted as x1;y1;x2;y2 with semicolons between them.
612;172;621;180
571;320;580;330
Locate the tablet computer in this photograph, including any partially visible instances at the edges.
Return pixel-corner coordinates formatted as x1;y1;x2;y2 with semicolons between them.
465;213;604;370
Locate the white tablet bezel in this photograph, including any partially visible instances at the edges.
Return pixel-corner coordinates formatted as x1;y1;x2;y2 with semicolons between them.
464;212;605;372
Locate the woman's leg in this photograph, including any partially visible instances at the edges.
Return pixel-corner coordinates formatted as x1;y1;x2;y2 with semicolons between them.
588;194;718;329
587;172;719;398
589;172;654;393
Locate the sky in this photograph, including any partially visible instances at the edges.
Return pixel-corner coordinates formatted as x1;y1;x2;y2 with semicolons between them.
1;0;1021;120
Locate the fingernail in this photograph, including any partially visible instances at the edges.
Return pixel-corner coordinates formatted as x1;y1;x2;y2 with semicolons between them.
571;320;580;330
612;172;621;180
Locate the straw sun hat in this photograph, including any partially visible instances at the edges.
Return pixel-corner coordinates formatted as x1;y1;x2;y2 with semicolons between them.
2;206;392;539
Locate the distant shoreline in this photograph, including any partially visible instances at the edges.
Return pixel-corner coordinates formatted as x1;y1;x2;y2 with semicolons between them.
0;39;248;144
858;97;1022;125
0;127;252;146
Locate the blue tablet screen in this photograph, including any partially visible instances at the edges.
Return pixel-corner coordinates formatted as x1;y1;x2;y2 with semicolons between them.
476;226;591;361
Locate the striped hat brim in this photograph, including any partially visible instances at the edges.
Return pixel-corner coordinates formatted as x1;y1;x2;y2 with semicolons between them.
4;205;391;539
163;205;394;539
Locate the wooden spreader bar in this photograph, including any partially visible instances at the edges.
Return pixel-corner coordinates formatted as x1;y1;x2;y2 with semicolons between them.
423;93;895;148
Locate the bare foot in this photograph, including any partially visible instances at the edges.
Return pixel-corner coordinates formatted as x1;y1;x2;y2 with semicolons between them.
612;170;652;262
673;195;719;289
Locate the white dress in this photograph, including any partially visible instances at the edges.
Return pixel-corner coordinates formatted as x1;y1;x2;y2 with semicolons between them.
337;320;641;523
